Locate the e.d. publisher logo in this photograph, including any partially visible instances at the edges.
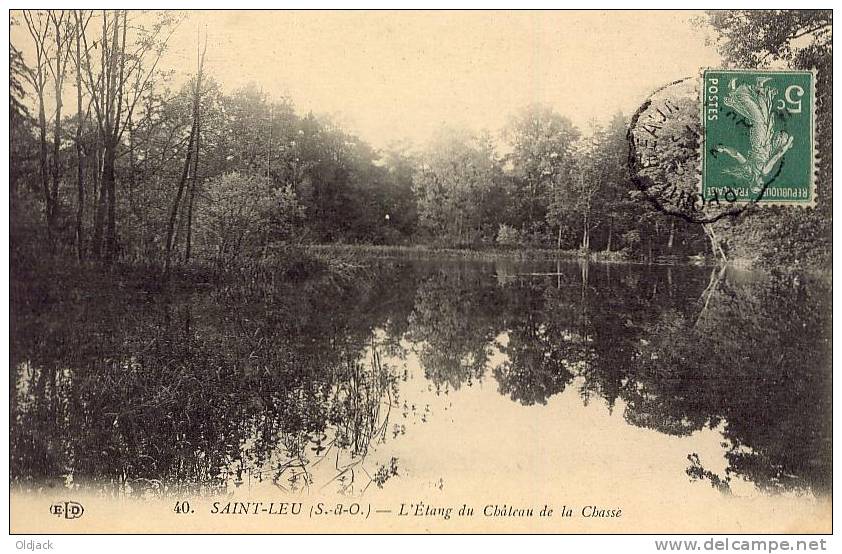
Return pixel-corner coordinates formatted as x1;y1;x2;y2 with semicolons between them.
49;501;84;519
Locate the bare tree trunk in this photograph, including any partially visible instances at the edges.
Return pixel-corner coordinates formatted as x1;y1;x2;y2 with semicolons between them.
24;12;53;244
92;11;114;263
606;219;613;253
185;105;201;262
102;143;117;263
165;122;196;272
127;117;137;259
581;189;592;252
50;88;62;236
50;16;66;240
36;82;51;242
166;34;206;273
91;148;105;259
528;182;535;229
75;110;84;261
581;212;590;251
667;219;675;251
74;12;85;262
102;11;127;265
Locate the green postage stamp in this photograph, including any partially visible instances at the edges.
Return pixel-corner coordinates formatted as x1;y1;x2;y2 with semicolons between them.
701;69;816;206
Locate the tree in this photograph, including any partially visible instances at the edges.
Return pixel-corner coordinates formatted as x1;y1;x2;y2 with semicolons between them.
503;104;579;242
380;144;419;241
591;112;634;253
413;126;504;245
192;172;275;269
554;123;607;252
9;37;33;200
72;10;93;261
705;10;831;68
165;30;206;272
47;12;73;247
79;10;178;263
573;135;600;251
22;10;63;243
9;41;30;125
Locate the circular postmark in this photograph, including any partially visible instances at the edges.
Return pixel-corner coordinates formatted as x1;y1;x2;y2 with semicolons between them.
627;77;781;224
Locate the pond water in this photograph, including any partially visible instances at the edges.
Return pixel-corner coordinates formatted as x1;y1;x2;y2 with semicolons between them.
10;258;832;532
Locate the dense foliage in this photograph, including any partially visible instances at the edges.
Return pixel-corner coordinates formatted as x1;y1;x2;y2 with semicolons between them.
9;10;831;272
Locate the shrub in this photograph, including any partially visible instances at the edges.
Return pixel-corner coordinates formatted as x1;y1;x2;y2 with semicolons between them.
495;224;522;247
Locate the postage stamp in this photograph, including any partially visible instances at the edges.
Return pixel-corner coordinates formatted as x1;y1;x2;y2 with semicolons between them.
701;69;816;206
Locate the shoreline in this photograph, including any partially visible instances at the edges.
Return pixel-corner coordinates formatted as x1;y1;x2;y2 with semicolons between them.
306;244;832;278
306;243;719;266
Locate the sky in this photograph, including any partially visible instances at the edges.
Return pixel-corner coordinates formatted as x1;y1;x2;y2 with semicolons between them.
12;10;724;149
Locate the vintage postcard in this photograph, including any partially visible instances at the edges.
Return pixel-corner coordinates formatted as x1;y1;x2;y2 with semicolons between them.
8;9;832;538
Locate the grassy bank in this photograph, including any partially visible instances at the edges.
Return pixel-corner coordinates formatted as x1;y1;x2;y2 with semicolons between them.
10;244;365;302
308;243;589;261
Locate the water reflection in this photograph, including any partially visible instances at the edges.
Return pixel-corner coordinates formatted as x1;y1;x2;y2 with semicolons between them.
10;259;831;498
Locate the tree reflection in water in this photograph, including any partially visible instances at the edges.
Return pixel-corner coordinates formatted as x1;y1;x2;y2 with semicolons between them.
11;259;831;497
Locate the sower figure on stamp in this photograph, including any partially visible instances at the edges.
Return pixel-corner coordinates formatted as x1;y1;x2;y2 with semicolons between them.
715;77;794;193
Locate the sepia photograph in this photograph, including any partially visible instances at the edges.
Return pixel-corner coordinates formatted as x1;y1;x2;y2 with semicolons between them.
7;8;833;538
